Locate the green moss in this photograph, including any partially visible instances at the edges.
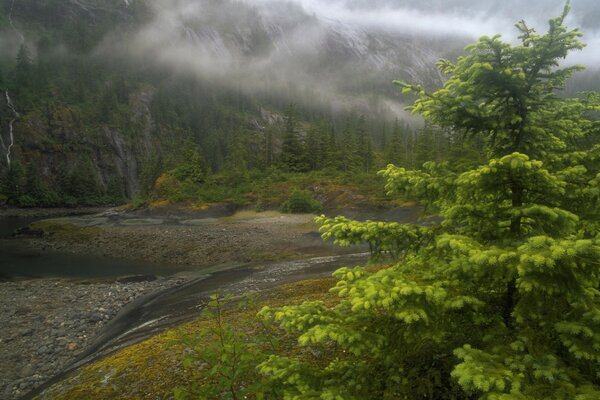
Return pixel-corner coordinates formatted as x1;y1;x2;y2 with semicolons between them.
30;219;103;240
37;278;337;400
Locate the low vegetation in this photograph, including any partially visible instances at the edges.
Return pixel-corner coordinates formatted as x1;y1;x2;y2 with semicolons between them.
133;167;398;214
36;278;338;400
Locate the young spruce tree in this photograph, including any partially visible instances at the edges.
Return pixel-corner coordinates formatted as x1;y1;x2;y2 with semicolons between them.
258;3;600;399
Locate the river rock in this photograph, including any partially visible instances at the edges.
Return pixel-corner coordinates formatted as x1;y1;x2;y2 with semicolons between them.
12;226;45;238
0;276;187;400
116;274;157;283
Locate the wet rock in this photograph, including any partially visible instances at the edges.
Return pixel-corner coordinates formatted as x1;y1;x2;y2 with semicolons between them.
0;276;187;399
116;274;157;283
20;365;33;376
12;226;44;238
20;328;33;337
86;312;104;323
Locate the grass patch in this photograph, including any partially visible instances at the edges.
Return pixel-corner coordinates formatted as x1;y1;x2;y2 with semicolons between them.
30;219;103;241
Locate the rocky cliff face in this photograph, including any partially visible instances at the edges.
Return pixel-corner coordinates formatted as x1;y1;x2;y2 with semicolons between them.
2;84;162;199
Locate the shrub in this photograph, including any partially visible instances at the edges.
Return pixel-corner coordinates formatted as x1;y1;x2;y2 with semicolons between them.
279;189;322;214
175;293;280;400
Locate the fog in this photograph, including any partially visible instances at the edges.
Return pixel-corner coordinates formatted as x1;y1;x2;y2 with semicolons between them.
257;0;600;63
102;0;597;116
4;0;600;117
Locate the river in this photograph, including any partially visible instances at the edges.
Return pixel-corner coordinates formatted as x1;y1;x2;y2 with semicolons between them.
0;215;189;281
0;211;374;399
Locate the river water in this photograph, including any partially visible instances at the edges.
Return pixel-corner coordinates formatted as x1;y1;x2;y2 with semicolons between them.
0;216;189;280
3;212;372;399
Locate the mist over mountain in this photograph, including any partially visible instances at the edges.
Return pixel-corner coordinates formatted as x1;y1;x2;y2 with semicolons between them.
104;0;600;107
3;0;600;111
0;0;598;204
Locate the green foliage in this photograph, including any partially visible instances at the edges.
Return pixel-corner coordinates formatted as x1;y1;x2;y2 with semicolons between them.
280;189;322;214
396;4;587;161
258;5;600;399
279;105;310;173
171;147;206;183
175;293;280;400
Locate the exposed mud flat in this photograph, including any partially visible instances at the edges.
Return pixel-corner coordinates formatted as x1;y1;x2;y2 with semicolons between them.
24;210;346;268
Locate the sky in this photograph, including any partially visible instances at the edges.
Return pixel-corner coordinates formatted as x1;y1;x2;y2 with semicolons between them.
250;0;600;64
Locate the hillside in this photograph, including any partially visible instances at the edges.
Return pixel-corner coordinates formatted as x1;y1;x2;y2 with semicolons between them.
0;0;599;207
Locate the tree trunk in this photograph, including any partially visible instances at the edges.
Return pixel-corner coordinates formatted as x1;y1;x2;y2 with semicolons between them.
510;181;523;236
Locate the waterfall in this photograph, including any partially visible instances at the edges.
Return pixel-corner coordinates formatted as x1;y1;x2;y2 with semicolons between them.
4;91;19;168
3;0;23;168
8;0;25;44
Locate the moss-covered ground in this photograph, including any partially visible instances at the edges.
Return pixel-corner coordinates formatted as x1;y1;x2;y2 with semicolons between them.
38;278;338;400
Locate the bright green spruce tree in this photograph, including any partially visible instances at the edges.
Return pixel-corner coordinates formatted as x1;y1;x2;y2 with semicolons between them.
258;3;600;399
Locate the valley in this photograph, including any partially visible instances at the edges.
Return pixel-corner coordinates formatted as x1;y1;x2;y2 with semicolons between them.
0;1;599;399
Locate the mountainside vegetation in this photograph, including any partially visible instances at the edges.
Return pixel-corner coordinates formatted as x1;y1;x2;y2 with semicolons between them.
0;0;463;209
2;0;598;211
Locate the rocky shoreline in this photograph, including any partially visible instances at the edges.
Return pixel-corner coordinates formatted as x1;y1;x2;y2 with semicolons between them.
0;209;332;400
0;276;187;400
0;207;415;399
25;211;328;267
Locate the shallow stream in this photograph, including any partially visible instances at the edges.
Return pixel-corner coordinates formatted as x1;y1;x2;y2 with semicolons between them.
0;216;190;280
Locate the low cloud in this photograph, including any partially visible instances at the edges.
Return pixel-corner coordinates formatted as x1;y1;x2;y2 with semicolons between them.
4;0;599;119
108;0;598;117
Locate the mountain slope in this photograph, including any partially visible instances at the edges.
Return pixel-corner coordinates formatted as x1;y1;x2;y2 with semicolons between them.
0;0;598;205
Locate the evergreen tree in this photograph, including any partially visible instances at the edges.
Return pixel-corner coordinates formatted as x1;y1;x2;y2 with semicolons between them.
356;115;374;173
259;4;600;399
279;104;308;172
386;118;403;166
224;132;249;179
66;155;102;203
15;44;33;76
172;146;205;184
386;118;414;168
339;118;359;172
13;44;34;101
2;161;25;203
264;127;276;168
324;122;338;169
414;123;450;167
305;126;322;171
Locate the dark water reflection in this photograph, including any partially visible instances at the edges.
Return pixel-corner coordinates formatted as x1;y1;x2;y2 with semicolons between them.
0;217;188;280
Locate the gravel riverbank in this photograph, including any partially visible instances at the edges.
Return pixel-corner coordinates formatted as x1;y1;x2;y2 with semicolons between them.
0;277;186;400
25;211;329;267
0;210;329;400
